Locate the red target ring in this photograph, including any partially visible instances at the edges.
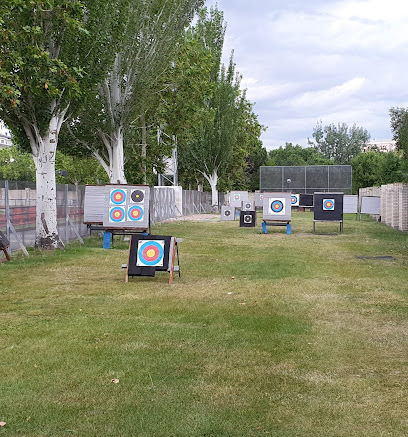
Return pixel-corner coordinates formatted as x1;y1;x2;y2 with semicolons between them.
271;200;284;213
110;189;126;205
128;206;144;221
323;199;335;210
109;206;125;222
137;240;164;266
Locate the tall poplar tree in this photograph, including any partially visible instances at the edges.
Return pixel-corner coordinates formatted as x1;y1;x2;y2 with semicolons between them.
0;0;118;248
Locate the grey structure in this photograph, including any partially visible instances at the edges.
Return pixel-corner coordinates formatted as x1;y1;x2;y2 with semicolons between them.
262;192;292;221
260;165;352;194
84;185;106;223
242;200;255;211
220;205;234;221
343;195;358;214
103;185;150;229
230;191;248;208
360;196;381;215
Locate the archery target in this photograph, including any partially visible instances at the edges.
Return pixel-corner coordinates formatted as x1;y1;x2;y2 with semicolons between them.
244;214;253;224
137;240;164;267
109;206;125;222
130;189;145;203
323;199;335;210
269;198;285;215
225;209;231;217
110;188;127;205
291;195;299;206
234;193;241;201
128;205;144;221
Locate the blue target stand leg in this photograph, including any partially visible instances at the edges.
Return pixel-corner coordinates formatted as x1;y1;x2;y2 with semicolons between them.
103;231;111;249
262;220;291;235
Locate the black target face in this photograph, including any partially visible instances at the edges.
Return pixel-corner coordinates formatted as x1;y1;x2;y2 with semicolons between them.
224;210;231;216
244;214;252;223
131;189;144;203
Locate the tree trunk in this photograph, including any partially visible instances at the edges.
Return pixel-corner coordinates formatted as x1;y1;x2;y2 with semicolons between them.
31;118;64;250
111;126;126;184
141;113;147;184
202;169;219;210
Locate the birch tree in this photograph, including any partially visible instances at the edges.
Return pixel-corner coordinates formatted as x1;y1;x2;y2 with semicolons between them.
66;0;204;184
0;0;118;248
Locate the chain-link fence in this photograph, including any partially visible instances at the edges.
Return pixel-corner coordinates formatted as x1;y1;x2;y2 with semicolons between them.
260;165;352;194
1;181;222;253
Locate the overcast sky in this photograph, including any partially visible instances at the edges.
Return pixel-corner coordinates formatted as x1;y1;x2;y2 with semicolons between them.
205;0;408;150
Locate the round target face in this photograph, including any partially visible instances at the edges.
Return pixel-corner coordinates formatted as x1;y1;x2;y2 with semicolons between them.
244;214;252;223
291;196;298;204
109;206;125;222
131;189;144;203
271;200;284;213
323;199;335;210
234;194;241;201
137;240;164;266
110;189;126;205
128;205;144;221
224;210;231;216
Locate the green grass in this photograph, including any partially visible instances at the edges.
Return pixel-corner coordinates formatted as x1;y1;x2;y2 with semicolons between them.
0;212;407;436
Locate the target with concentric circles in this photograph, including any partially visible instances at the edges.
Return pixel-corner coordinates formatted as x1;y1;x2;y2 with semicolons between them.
110;189;126;205
270;199;284;213
291;195;298;205
131;189;144;203
128;205;144;221
137;240;164;266
323;199;335;210
109;206;125;222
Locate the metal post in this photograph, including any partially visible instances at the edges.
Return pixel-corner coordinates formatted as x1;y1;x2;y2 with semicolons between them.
65;184;69;243
5;180;10;242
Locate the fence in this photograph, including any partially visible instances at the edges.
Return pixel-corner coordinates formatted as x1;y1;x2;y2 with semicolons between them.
0;181;222;253
359;183;408;231
260;165;352;194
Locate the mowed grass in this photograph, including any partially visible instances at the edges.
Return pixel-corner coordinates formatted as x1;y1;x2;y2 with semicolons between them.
0;211;407;436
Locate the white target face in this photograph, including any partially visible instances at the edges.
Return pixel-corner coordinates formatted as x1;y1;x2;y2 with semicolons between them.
244;214;253;223
268;198;286;215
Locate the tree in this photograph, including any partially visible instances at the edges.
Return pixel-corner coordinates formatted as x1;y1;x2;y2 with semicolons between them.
350;151;407;192
267;143;333;166
0;0;119;248
0;145;35;181
389;107;408;159
308;121;370;164
64;0;204;184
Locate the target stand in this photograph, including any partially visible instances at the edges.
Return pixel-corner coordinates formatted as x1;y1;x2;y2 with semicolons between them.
0;231;11;263
261;220;292;235
125;235;181;284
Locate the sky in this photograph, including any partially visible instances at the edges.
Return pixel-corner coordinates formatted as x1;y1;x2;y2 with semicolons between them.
205;0;408;150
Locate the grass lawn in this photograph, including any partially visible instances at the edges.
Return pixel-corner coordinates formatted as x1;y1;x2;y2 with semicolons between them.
1;211;407;436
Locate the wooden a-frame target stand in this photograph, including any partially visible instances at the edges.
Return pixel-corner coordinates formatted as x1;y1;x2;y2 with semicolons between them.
125;234;181;284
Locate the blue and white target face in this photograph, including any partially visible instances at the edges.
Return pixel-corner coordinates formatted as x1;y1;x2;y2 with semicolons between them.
128;205;144;221
233;193;241;202
291;195;299;206
137;240;164;267
323;199;335;210
268;198;286;215
110;189;127;205
109;206;126;222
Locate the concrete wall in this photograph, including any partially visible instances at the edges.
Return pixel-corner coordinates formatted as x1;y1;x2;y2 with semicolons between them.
359;183;408;231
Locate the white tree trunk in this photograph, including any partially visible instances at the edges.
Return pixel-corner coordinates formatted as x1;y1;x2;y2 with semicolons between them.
111;126;126;184
96;125;127;184
30;116;65;249
202;169;219;210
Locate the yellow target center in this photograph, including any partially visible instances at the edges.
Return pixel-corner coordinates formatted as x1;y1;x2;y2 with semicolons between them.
146;249;156;258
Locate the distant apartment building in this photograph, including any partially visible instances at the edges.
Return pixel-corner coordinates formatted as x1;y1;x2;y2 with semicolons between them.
362;139;396;153
0;121;12;149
